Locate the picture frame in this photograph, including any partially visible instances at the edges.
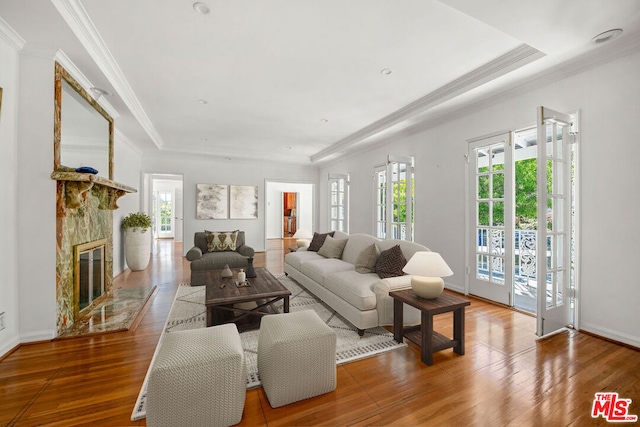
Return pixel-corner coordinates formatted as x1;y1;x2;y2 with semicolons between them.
196;184;228;219
230;185;258;219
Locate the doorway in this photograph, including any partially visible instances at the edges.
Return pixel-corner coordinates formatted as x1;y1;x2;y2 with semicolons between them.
467;107;579;336
283;192;297;237
145;174;184;243
264;181;314;243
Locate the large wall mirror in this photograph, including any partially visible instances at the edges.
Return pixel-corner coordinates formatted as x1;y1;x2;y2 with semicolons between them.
54;62;114;180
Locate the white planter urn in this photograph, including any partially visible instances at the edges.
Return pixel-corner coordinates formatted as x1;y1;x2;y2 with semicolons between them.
124;228;151;271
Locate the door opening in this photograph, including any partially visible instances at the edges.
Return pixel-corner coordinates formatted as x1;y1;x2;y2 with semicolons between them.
466;107;579;336
283;192;297;238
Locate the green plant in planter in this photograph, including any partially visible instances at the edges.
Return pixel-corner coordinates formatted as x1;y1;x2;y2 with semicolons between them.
122;212;152;232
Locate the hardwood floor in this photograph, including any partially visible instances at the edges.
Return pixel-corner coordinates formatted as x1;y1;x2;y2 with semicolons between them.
1;238;638;426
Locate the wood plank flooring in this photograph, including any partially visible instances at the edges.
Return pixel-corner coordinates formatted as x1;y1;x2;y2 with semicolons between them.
1;238;638;426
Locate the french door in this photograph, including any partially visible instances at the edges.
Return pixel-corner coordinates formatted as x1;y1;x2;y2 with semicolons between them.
374;155;414;241
155;189;174;239
535;106;578;336
467;107;579;336
468;132;514;305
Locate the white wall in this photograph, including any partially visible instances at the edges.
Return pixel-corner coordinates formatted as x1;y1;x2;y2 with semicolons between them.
112;137;143;275
265;181;314;239
0;32;21;356
16;51;57;342
318;52;640;348
142;154;318;253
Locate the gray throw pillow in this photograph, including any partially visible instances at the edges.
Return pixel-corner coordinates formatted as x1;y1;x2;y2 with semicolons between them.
317;236;348;259
308;231;335;252
375;244;406;278
355;243;379;273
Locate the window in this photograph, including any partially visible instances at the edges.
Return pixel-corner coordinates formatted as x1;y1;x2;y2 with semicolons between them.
374;156;414;240
328;173;349;232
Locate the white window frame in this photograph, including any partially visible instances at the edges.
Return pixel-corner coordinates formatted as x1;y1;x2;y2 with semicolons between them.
374;155;414;241
328;173;349;232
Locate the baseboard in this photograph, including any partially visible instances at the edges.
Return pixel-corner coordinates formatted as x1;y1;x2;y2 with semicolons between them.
579;322;640;350
0;337;21;361
20;330;57;343
444;281;465;294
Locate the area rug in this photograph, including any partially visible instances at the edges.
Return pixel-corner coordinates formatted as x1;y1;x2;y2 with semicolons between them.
131;274;406;421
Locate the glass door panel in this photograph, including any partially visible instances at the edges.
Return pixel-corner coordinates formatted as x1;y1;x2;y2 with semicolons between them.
468;133;512;305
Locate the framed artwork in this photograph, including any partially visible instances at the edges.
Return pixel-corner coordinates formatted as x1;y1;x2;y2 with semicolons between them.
230;185;258;219
196;184;228;219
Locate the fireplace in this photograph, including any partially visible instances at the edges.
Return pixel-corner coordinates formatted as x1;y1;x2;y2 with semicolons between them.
74;239;107;318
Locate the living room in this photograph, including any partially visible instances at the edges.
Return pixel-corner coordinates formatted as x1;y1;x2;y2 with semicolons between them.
1;1;639;425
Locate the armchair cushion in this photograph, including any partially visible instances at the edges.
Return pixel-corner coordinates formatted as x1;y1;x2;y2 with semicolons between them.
205;230;239;252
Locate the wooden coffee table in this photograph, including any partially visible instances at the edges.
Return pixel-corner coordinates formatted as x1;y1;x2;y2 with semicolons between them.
390;289;470;365
205;267;291;331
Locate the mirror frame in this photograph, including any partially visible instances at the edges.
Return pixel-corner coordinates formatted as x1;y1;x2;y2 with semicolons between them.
54;61;114;180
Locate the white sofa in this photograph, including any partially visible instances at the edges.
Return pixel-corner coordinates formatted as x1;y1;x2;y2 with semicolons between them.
284;231;428;335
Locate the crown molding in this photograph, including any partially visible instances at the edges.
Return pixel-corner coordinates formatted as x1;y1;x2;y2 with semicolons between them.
325;36;640;165
54;49;120;119
51;0;164;150
310;44;544;163
0;16;26;51
154;146;315;167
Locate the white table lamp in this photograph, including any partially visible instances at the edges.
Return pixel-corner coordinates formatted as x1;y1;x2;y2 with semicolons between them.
402;252;453;299
292;229;313;248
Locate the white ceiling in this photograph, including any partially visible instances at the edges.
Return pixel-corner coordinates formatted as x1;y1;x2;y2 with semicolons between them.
2;0;640;165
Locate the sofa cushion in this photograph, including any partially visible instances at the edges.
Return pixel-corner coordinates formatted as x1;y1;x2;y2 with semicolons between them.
317;236;348;259
376;239;429;264
301;258;354;285
341;233;380;265
324;271;379;311
205;230;238;252
354;243;379;274
284;250;325;271
375;245;406;278
308;232;335;252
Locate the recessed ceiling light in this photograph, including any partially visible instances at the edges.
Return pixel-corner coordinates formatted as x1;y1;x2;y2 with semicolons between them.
592;28;623;44
193;2;210;14
381;68;393;76
197;99;208;104
90;87;111;96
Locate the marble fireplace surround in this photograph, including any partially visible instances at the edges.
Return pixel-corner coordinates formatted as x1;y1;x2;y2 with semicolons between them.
52;61;136;335
53;175;135;333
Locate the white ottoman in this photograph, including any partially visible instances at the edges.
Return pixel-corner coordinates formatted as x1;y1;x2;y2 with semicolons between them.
147;324;246;427
258;310;337;408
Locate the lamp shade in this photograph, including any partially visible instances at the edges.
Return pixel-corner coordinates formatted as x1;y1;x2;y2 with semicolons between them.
402;252;453;277
292;228;313;248
402;252;453;298
292;229;313;239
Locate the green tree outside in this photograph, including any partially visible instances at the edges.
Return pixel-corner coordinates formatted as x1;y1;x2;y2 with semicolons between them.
477;158;552;229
